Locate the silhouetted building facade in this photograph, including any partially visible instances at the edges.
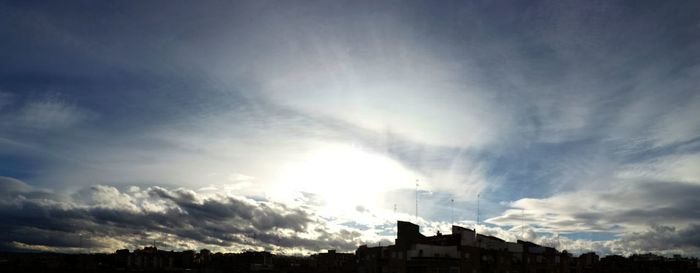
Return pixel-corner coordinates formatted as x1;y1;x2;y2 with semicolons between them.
1;224;699;273
357;221;598;273
312;249;356;273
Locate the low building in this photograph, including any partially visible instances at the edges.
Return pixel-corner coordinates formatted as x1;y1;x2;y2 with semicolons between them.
357;221;574;273
312;249;356;273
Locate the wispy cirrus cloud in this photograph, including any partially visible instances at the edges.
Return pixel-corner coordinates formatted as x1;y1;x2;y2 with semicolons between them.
0;94;92;130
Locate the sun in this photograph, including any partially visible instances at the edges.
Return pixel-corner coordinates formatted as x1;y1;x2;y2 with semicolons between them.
273;142;417;217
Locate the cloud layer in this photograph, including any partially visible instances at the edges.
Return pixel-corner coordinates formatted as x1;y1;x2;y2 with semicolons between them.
0;177;364;254
1;0;699;257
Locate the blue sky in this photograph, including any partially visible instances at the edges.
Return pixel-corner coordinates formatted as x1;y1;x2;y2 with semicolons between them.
1;0;700;256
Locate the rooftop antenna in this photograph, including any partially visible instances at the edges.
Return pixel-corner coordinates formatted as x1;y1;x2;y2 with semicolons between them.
475;193;480;242
476;193;480;231
415;179;419;223
450;198;454;226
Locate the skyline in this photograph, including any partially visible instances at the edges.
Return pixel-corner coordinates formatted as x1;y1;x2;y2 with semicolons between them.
1;0;700;257
5;220;699;273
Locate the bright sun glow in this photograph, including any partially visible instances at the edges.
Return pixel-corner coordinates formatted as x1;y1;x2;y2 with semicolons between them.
273;143;418;218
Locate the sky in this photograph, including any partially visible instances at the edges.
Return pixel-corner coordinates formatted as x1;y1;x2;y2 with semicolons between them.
1;0;699;257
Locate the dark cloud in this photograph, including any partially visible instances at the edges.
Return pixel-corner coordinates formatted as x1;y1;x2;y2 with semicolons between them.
486;180;700;255
1;0;700;258
0;178;361;252
614;224;700;255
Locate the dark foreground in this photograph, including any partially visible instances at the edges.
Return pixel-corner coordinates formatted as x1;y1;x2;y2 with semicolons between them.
2;221;699;273
3;248;699;273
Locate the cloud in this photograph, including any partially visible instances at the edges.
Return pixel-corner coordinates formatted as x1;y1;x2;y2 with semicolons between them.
0;93;95;158
0;178;366;253
0;176;32;193
1;0;700;258
617;153;700;185
488;180;700;228
485;179;700;256
613;224;700;255
0;92;13;110
15;96;92;130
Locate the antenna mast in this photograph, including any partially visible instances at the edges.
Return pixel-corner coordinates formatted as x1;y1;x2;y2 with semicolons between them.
415;179;419;223
475;193;480;243
393;203;398;222
476;193;480;231
450;198;454;225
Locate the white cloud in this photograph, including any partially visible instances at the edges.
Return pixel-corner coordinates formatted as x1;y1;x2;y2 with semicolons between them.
616;154;700;184
652;95;700;147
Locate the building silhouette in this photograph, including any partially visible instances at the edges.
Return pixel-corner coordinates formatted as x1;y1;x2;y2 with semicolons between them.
1;221;698;272
355;221;697;273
